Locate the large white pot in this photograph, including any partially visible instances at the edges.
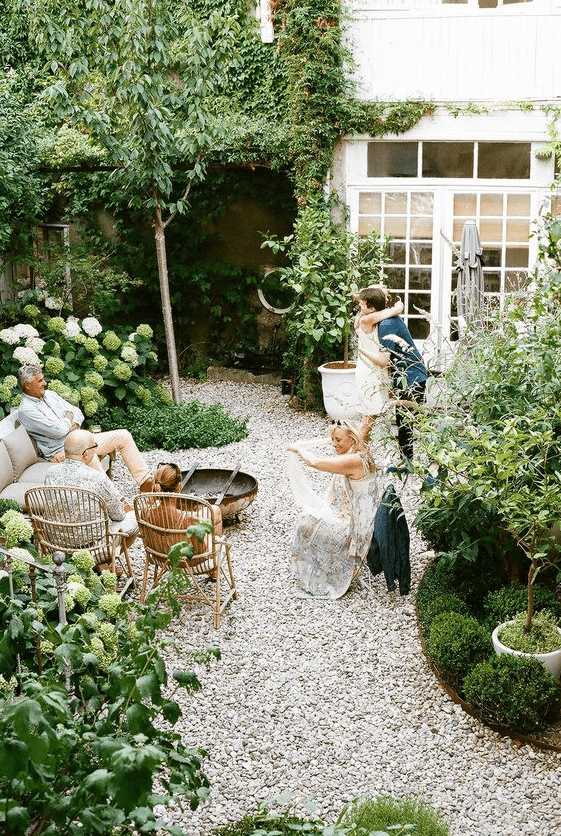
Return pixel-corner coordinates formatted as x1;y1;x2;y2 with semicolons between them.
492;621;561;679
318;362;360;421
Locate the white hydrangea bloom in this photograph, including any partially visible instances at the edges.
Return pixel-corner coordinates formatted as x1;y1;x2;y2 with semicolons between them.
0;328;20;345
25;336;46;353
63;317;82;338
13;346;41;366
14;324;39;339
44;296;62;310
128;332;136;342
82;317;103;337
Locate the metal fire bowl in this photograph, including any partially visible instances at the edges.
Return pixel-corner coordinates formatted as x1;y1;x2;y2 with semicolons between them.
181;468;258;519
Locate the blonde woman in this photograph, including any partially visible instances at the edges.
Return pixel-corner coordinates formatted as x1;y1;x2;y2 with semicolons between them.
287;419;380;599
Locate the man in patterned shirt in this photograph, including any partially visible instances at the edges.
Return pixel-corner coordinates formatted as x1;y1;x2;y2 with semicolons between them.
45;429;138;541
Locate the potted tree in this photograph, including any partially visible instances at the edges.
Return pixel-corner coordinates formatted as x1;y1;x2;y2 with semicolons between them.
264;198;388;417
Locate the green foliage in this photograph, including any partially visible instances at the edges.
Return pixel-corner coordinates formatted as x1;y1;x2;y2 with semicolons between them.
0;539;218;835
121;401;248;451
0;289;166;419
463;654;560;735
497;609;561;654
427;612;493;693
343;795;450;836
483;585;561;630
416;553;504;620
0;499;24;518
419;592;472;637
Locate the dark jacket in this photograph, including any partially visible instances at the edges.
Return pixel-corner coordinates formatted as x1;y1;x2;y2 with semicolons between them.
366;485;411;595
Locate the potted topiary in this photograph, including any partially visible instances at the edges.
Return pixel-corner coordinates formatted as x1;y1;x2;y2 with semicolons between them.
492;609;561;678
263;199;388;417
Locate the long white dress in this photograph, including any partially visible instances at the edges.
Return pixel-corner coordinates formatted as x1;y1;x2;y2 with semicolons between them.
355;324;390;417
288;448;380;599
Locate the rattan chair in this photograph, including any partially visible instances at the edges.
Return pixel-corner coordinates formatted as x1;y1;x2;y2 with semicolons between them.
25;485;134;596
134;492;237;627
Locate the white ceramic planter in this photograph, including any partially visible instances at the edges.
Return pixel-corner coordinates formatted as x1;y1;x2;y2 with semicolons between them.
318;362;360;421
492;621;561;680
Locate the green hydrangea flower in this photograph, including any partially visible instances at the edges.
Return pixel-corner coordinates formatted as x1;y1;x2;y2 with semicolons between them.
40;640;55;655
103;331;122;351
67;389;80;406
85;371;104;389
67;581;91;608
45;356;65;377
84;337;100;354
93;354;108;372
80;386;97;403
71;550;96;571
100;570;117;592
3;375;17;390
48;379;73;400
73;333;87;345
136;385;153;406
23;304;41;320
63;592;75;612
113;361;132;381
10;394;22;408
121;344;138;365
83;400;98;417
1;512;33;549
47;316;66;334
157;385;173;405
136;323;153;340
97;621;118;647
50;341;61;356
67;573;83;585
0;387;11;403
90;635;116;670
98;591;122;618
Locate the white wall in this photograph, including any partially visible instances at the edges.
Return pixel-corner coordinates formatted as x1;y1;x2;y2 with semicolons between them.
346;5;561;101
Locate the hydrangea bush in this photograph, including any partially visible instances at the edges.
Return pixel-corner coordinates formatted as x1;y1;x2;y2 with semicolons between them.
0;289;171;421
0;521;219;835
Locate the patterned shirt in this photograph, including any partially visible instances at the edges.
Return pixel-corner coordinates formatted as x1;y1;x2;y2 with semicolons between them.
45;458;125;522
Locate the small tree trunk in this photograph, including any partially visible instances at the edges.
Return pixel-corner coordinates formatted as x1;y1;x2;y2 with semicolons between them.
524;558;537;634
154;212;181;403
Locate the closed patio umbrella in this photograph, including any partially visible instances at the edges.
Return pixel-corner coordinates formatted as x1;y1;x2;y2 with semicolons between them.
457;220;484;328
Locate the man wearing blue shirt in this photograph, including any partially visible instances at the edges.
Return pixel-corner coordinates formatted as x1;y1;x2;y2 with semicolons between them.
361;286;427;461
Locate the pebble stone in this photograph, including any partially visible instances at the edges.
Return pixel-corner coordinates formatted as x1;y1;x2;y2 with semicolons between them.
111;379;561;836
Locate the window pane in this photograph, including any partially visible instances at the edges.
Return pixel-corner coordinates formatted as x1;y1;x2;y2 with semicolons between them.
551;196;561;217
388;242;407;264
483;247;501;267
480;194;503;216
408;319;430;340
409;293;431;315
411;192;434;213
385;216;408;236
454;194;476;215
358;217;380;235
422;142;474;178
477;143;531;179
506;218;530;241
409;243;433;265
368;142;418;177
479;0;498;7
507;194;531;216
359;193;381;214
505;271;528;291
484;272;501;293
385;267;406;288
386;192;408;213
505;247;529;268
409;270;432;290
480;218;504;241
410;216;433;237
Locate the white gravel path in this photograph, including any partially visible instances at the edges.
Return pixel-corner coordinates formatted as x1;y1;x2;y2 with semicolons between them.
112;379;561;836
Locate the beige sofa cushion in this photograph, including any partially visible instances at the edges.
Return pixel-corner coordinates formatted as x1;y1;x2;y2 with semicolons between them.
0;442;13;493
3;425;41;480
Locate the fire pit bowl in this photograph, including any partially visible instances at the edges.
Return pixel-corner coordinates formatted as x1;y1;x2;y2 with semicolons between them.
181;467;258;519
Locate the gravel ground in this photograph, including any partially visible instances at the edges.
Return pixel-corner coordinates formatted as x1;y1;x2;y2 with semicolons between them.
112;379;561;836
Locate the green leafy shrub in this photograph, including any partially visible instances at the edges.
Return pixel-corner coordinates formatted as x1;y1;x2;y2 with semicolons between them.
416;553;503;619
428;612;493;692
464;654;560;735
121;401;249;451
213;812;318;836
343;795;450;836
0;498;24;518
483;585;561;630
419;592;472;637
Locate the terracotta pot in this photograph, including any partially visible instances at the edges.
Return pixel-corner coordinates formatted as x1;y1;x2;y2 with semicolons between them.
318;362;360;421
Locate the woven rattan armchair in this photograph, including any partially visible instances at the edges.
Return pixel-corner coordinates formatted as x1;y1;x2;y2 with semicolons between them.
25;485;134;596
134;492;237;627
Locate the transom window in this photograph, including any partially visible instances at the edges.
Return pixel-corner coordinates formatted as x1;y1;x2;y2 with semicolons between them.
367;142;531;179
